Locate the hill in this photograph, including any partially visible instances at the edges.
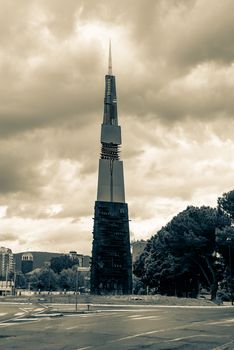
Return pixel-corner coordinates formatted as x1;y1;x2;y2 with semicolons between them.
14;251;64;272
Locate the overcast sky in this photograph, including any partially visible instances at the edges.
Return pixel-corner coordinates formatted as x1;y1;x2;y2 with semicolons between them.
0;0;234;255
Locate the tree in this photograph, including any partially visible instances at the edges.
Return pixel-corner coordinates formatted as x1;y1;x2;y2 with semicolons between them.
216;227;234;264
28;268;58;291
50;255;79;274
15;273;27;289
218;190;234;222
59;267;84;291
134;206;230;299
216;226;234;299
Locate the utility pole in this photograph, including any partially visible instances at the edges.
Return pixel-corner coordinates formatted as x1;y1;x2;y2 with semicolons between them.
75;268;78;311
5;267;8;296
227;237;233;305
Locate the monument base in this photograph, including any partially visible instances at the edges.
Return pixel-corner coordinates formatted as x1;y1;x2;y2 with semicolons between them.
91;201;132;295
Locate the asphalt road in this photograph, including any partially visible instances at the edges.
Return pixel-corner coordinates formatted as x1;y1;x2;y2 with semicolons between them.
0;303;234;350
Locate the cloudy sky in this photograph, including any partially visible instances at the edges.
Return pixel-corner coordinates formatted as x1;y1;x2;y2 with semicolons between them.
0;0;234;255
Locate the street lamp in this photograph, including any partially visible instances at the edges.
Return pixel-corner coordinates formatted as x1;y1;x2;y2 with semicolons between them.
226;238;233;305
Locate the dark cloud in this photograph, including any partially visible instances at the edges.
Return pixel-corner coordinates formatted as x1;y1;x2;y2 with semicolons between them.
0;0;234;253
1;0;234;139
0;232;18;242
169;1;234;67
0;48;103;137
0;135;45;195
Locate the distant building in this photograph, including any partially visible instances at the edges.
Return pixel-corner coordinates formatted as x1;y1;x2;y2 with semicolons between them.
0;280;14;296
69;251;82;266
78;266;90;291
132;240;147;263
82;255;91;268
21;252;33;274
69;251;91;268
0;247;14;279
69;251;78;260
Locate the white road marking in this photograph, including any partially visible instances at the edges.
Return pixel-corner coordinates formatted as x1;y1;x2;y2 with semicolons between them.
31;314;50;318
44;325;54;330
108;317;234;345
65;312;122;318
34;308;44;311
14;312;25;316
66;326;78;330
76;347;93;350
103;313;124;317
206;318;234;326
11;318;38;322
129;316;161;320
90;312;123;318
0;313;7;316
19;308;30;313
109;325;184;343
169;334;212;342
64;314;83;317
65;314;95;318
0;318;39;327
128;315;142;318
79;314;91;317
99;309;162;313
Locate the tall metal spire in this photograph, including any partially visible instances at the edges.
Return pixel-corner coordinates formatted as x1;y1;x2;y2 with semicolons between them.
103;40;118;126
108;40;112;75
91;44;132;295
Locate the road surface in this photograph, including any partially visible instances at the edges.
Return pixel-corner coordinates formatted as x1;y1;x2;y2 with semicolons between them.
0;302;233;349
